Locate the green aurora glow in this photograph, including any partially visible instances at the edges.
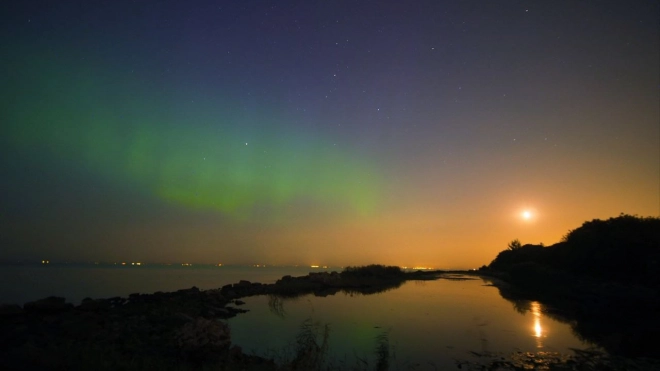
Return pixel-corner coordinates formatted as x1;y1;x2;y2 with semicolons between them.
3;50;381;221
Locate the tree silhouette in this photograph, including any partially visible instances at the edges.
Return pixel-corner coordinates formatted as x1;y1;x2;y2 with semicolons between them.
490;215;660;286
507;239;522;250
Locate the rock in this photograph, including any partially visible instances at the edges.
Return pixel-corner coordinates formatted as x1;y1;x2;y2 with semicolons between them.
175;312;195;323
227;307;249;315
78;298;110;312
108;296;127;307
23;296;73;314
234;300;246;306
0;303;23;316
236;280;252;287
205;292;227;306
224;290;237;299
176;317;231;360
215;307;230;316
176;287;201;296
229;345;243;357
221;284;233;291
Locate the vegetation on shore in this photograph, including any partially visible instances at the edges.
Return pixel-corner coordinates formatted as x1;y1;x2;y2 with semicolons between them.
0;264;436;370
341;264;405;278
2;214;659;369
482;214;660;358
488;214;659;286
267;264;437;298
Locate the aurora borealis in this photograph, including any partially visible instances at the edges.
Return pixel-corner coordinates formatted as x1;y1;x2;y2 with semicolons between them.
4;44;380;219
1;1;658;267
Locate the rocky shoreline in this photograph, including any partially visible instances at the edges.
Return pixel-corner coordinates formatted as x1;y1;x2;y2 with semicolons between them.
0;268;440;370
3;268;658;370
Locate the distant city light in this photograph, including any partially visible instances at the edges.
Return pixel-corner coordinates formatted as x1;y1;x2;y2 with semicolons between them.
402;266;433;270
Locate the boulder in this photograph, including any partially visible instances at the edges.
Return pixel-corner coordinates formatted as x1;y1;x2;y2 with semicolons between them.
236;280;251;287
128;293;142;303
0;303;23;316
23;296;73;314
108;296;127;307
175;312;195;323
176;317;231;359
78;298;110;312
211;307;230;317
221;284;233;291
204;292;227;307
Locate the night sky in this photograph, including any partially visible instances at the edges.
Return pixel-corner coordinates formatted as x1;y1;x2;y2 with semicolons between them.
1;1;658;268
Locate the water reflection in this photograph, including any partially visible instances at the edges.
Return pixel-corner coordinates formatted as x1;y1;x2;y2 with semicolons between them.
485;275;660;358
501;295;546;347
229;276;588;369
531;301;544;348
268;294;288;318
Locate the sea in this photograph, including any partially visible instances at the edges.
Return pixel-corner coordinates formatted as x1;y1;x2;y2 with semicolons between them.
0;263;593;369
0;263;328;306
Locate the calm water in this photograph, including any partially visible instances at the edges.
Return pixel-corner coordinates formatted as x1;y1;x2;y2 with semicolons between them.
0;265;591;368
228;277;590;369
0;264;333;305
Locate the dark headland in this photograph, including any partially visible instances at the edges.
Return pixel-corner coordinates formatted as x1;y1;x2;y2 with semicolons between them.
1;214;659;370
480;214;660;360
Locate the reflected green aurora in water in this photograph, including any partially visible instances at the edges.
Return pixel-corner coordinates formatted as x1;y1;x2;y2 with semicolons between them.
228;276;589;370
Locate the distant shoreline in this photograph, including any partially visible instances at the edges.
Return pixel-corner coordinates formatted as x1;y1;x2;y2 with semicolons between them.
0;265;455;370
3;266;658;370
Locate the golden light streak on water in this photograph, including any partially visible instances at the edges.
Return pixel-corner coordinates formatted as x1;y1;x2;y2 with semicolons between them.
531;301;544;348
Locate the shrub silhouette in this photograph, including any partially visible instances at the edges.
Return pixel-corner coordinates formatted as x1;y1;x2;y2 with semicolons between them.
489;214;660;286
487;214;660;359
556;214;660;284
507;239;522;250
488;243;546;271
340;264;404;279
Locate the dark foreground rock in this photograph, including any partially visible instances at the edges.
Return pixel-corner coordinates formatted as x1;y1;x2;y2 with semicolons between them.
23;296;74;314
0;286;259;370
0;268;440;370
